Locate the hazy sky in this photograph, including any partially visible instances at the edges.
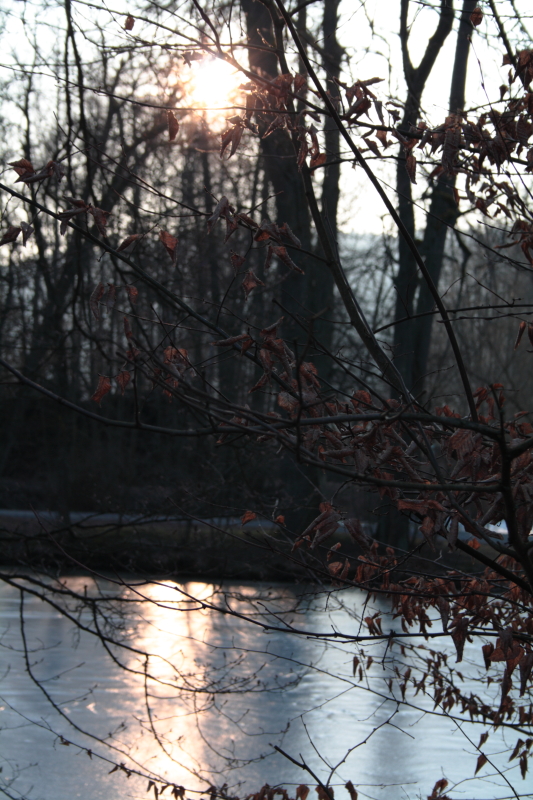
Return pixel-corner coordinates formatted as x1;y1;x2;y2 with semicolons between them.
330;0;532;233
0;0;530;235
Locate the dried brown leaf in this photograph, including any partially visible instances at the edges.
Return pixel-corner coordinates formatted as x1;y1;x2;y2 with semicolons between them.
328;561;344;578
345;782;357;800
345;518;373;551
428;778;448;799
474;754;487;775
241;270;265;300
0;225;21;246
220;128;234;159
405;153;417;184
310;152;327;170
106;283;116;311
272;245;304;273
207;196;230;233
442;117;461;174
451;616;468;662
519;652;533;696
230;124;243;157
363;137;380;157
212;333;252;347
159;230;178;262
20;221;34;246
230;250;246;273
437;597;450;632
58;206;86;235
294;74;306;93
478;732;489;749
470;7;483;26
515;320;527;349
115;371;131;395
168;110;179;142
297;133;309;170
117;233;142;252
510;738;525;762
482;643;494;669
279;222;301;248
262;114;286;138
91;375;112;404
264;245;274;271
88;206;110;237
9;158;34;178
125;285;138;304
90;282;105;320
248;372;269;393
277;391;299;413
520;754;528;779
375;129;389;148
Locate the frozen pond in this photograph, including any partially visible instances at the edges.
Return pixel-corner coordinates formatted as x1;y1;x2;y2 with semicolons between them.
0;574;530;800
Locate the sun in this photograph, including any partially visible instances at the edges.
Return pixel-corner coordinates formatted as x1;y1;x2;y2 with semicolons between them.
184;57;243;114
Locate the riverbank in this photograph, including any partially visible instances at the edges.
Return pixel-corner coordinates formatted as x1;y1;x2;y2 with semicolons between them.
0;509;496;580
0;511;301;579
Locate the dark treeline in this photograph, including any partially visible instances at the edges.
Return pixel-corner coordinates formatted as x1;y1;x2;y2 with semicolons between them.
1;0;532;533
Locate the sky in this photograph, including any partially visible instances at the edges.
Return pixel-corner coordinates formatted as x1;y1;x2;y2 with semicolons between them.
0;0;531;235
329;0;533;234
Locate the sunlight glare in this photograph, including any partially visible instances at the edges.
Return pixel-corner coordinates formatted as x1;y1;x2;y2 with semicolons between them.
185;58;243;114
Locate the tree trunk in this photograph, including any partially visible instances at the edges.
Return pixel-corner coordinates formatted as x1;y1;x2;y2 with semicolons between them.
241;0;324;531
318;0;342;372
241;0;319;346
411;0;477;394
384;0;453;548
392;0;454;389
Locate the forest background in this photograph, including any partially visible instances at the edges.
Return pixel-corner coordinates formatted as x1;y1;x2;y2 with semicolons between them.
2;2;533;800
2;0;530;533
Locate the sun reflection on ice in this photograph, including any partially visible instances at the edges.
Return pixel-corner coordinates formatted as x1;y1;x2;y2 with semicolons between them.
124;580;246;786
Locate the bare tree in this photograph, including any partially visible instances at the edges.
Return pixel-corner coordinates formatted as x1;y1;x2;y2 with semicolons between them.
2;2;533;799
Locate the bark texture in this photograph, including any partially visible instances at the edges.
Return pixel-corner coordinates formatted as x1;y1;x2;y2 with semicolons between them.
392;0;454;387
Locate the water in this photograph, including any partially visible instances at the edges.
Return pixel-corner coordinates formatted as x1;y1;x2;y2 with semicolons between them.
0;574;530;800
